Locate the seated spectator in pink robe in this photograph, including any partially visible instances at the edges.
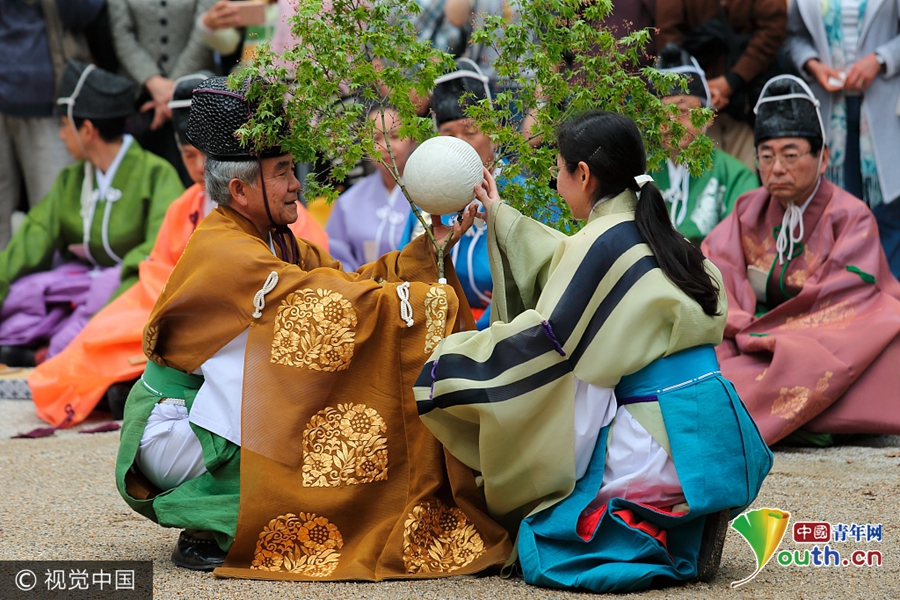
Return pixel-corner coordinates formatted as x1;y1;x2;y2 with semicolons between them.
702;75;900;446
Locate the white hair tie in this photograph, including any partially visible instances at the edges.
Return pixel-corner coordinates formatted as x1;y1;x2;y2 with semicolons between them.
634;174;654;189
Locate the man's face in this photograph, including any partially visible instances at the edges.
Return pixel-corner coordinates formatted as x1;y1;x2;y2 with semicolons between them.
59;116;86;161
370;109;416;175
438;118;494;166
242;155;301;227
661;95;703;156
179;144;206;186
757;137;827;208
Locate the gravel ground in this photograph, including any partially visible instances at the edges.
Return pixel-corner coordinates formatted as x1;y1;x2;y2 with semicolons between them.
1;398;897;599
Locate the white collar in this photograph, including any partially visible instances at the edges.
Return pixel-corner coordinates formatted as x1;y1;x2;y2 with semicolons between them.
93;135;133;201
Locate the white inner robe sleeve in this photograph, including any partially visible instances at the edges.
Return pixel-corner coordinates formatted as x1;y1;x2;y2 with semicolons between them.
189;328;249;446
573;377;685;511
573;377;617;479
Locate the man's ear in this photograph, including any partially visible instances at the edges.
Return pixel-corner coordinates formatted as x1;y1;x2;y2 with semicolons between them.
819;146;830;176
228;178;250;208
79;119;97;143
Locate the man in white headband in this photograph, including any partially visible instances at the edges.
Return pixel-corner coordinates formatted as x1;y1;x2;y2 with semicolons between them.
650;43;759;246
0;60;183;368
702;74;900;446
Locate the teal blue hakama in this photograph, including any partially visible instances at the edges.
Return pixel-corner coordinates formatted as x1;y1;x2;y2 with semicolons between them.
517;346;773;592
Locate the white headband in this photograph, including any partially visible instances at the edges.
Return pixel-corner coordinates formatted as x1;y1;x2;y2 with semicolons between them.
167;99;192;110
432;58;493;131
166;73;210;111
661;56;712;108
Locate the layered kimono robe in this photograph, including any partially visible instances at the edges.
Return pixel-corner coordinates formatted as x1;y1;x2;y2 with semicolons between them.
702;179;900;444
652;149;760;245
115;205;510;580
28;183;329;428
0;138;182;353
413;192;772;592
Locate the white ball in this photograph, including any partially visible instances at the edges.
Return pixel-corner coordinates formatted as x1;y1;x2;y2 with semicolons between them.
403;136;484;215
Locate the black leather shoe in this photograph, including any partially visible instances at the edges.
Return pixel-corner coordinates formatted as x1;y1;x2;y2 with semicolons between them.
695;509;730;582
171;530;227;571
0;345;36;367
104;380;137;420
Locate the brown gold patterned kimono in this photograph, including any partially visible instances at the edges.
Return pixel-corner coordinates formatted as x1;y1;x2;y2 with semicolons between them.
135;205;511;580
702;179;900;444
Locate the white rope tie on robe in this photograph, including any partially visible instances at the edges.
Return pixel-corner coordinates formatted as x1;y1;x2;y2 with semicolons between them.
775;177;820;264
80;162;99;266
397;281;414;327
100;189;125;264
664;161;690;228
252;271;279;318
775;204;804;265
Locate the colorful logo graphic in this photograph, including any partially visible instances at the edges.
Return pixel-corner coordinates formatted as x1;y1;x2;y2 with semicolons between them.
730;507;791;588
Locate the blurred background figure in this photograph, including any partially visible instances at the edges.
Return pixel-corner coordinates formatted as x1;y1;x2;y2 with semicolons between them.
0;0;104;249
650;43;759;246
108;0;220;185
444;0;515;92
785;0;900;277
326;105;417;271
656;0;788;170
27;72;326;431
0;61;183;368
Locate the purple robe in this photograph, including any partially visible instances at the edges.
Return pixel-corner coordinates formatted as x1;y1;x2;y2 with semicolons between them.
0;261;122;356
325;172;410;271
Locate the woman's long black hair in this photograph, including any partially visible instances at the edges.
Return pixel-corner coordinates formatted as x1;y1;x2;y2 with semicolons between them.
556;110;720;316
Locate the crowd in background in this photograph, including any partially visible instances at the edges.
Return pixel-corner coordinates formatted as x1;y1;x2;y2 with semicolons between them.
1;0;899;412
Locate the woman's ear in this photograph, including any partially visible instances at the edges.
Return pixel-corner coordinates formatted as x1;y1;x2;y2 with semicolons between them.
577;161;593;192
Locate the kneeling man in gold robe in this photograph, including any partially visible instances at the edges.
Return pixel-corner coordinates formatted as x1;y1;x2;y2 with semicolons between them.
115;77;511;577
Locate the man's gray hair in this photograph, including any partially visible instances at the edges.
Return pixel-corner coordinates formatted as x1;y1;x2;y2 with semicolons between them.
205;158;259;206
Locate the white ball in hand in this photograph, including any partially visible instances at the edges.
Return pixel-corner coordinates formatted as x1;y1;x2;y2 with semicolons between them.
403;136;484;215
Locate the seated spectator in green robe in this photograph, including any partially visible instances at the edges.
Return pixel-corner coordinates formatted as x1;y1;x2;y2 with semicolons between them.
650;44;759;246
0;60;183;367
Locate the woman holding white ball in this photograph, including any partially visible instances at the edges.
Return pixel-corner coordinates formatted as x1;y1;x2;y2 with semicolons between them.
413;111;772;593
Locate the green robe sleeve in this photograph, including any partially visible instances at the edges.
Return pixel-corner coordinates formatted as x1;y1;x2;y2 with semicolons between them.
112;160;184;300
0;169;71;306
719;151;760;220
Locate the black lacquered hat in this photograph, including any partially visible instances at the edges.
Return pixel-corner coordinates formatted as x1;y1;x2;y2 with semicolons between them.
654;43;711;107
168;72;214;145
56;60;137;119
754;75;825;146
186;76;288;161
431;58;492;127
